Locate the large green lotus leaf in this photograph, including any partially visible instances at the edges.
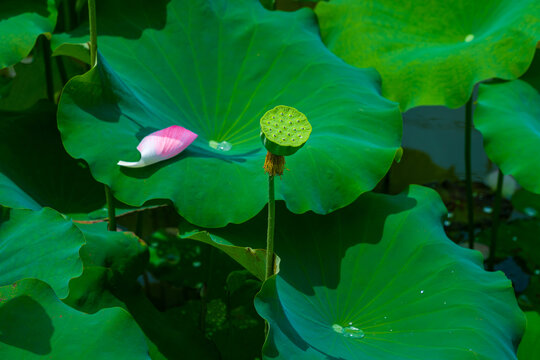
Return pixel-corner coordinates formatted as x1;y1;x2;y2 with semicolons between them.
0;208;84;299
518;311;540;360
57;0;402;227
249;186;524;359
0;0;57;69
0;279;149;359
316;0;540;110
475;53;540;194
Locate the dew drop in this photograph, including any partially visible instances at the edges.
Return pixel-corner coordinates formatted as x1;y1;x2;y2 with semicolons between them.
287;133;291;136
525;207;538;217
292;139;295;141
298;135;302;138
464;34;474;42
512;236;518;242
272;116;275;119
267;121;270;124
289;121;292;124
535;269;540;275
280;112;283;115
444;220;451;226
332;324;365;339
192;261;202;268
273;134;276;137
209;140;232;152
420;290;424;294
282;138;286;141
482;206;493;214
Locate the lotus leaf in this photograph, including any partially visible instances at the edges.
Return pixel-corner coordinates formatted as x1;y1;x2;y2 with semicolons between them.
475;53;540;193
0;207;84;299
0;279;149;359
252;186;524;358
57;0;402;227
0;0;57;68
316;0;540;110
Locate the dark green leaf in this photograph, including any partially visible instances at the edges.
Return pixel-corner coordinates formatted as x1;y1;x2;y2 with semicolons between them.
0;279;150;359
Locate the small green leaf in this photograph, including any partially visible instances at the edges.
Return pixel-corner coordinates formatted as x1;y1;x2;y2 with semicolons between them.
0;0;58;68
181;230;271;281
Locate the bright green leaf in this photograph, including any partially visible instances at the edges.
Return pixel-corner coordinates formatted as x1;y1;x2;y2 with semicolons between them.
518;311;540;360
316;0;540;110
57;0;402;227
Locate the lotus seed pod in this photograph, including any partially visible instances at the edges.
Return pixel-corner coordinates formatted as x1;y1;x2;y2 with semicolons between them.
260;105;311;156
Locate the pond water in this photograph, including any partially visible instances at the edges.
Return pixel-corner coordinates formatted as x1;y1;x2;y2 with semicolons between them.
403;104;491;181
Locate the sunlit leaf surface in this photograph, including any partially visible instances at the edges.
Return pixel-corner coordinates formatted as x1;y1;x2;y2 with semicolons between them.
316;0;540;110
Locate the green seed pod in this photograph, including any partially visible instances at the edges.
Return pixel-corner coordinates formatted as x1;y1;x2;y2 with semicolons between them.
260;105;311;156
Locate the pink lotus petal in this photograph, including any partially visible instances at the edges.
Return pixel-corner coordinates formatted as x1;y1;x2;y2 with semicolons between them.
118;125;197;168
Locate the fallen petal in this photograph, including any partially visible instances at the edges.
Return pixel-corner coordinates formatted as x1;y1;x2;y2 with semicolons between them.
118;125;197;168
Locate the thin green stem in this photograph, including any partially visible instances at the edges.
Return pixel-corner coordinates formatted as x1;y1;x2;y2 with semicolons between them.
104;185;116;231
265;175;275;280
88;0;98;67
41;37;54;102
488;170;504;271
63;0;72;31
465;96;475;249
55;57;68;86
